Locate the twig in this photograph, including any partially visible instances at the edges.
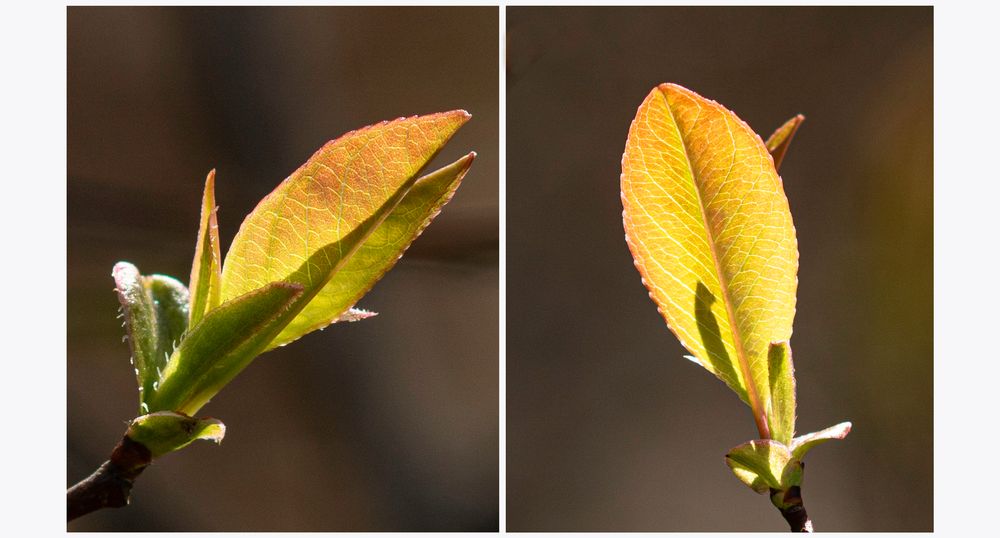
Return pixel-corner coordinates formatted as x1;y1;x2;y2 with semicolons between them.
771;486;813;532
67;436;151;522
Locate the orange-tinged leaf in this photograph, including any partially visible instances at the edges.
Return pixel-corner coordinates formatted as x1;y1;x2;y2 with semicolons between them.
266;152;475;350
220;111;470;309
621;83;798;438
188;169;222;326
764;114;804;172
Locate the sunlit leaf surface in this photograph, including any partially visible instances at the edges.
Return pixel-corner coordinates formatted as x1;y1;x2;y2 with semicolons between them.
621;83;798;437
221;111;469;302
268;152;475;349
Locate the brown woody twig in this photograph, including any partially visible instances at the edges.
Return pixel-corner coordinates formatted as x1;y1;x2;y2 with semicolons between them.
67;436;151;522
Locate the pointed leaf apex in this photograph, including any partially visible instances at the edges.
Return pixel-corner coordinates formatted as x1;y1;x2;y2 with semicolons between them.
764;114;806;172
790;421;852;460
338;308;378;322
189;168;223;326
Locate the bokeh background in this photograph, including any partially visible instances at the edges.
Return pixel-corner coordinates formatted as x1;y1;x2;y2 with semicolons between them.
68;6;498;531
507;6;931;532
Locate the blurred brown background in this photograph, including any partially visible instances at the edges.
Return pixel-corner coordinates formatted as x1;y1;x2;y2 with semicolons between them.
68;6;498;531
507;6;931;532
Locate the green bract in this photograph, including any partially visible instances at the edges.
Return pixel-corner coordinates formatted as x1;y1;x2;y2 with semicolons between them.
111;111;474;458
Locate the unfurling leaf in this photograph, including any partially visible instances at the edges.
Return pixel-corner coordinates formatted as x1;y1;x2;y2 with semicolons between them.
621;83;798;438
764;114;805;172
188;169;223;327
113;262;190;407
791;421;852;460
116;111;472;421
220;111;471;350
126;411;225;458
147;282;305;415
725;439;801;493
767;341;796;445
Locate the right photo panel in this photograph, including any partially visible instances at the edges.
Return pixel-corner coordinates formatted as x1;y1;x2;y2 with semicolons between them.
507;6;932;532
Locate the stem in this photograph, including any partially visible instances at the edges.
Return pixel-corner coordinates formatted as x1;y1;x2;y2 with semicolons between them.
770;486;813;532
67;436;151;522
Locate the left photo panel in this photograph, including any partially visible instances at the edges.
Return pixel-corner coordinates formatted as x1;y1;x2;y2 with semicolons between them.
67;6;498;531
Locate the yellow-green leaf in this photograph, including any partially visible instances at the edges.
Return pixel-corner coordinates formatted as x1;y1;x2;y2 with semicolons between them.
147;281;305;415
267;152;475;350
767;341;796;445
621;83;798;438
764;114;804;172
220;111;470;307
188;169;222;326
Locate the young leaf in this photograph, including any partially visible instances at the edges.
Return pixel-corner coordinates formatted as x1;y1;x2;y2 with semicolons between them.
767;341;796;445
764;114;804;172
621;83;798;438
790;421;852;460
146;281;305;415
188;169;223;326
113;262;190;405
725;439;801;493
220;110;470;308
267;152;476;350
126;411;225;459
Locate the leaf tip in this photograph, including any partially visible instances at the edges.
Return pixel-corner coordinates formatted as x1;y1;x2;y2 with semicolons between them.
656;81;682;92
454;151;477;172
338;308;378;323
112;260;137;279
836;421;852;436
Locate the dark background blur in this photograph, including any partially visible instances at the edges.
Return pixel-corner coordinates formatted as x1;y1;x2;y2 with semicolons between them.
507;6;931;532
68;6;497;531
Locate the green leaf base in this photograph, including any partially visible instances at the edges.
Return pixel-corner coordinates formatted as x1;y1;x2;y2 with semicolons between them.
125;411;226;459
725;422;850;531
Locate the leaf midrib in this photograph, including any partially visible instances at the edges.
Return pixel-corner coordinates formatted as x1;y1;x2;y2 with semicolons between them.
659;87;770;439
